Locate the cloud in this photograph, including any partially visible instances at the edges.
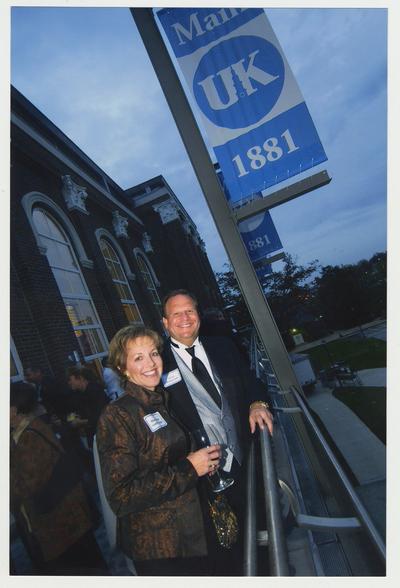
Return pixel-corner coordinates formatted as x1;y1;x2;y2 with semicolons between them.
272;199;386;269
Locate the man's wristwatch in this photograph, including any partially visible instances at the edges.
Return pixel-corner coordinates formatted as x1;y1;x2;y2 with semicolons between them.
249;401;270;411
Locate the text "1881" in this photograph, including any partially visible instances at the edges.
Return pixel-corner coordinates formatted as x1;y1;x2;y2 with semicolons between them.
232;129;299;177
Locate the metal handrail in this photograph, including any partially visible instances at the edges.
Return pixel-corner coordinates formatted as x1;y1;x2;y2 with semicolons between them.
243;441;257;576
289;385;386;563
245;333;290;575
244;432;290;576
259;428;290;575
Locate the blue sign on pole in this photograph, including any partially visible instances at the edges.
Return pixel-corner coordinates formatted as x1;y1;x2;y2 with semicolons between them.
239;211;282;263
157;7;327;204
255;263;273;283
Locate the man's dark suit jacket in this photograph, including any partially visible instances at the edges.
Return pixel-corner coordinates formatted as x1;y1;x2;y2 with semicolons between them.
162;335;268;450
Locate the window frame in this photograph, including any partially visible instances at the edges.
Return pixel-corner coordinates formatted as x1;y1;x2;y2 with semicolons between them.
134;249;162;318
31;206;108;362
99;236;143;325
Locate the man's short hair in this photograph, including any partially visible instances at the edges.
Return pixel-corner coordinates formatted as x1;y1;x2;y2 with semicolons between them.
162;289;198;317
66;365;98;384
24;366;42;375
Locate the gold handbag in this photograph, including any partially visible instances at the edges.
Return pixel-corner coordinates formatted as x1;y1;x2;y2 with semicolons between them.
208;493;238;549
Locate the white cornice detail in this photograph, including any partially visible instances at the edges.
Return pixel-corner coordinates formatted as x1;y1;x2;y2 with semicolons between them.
152;200;179;224
112;210;129;239
61;174;89;214
130;187;170;207
142;232;153;253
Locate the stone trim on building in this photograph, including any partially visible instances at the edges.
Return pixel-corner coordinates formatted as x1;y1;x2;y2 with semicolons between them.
112;210;129;239
61;174;89;214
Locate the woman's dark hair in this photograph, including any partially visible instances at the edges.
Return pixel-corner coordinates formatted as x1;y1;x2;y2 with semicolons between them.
10;382;38;415
108;325;163;387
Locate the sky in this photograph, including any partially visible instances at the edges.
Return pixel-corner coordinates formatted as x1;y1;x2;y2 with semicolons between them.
8;2;390;276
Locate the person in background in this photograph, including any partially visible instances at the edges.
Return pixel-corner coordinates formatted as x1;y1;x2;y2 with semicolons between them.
10;382;107;575
66;365;108;449
96;325;221;576
101;356;124;401
161;289;274;575
24;366;67;418
200;307;234;338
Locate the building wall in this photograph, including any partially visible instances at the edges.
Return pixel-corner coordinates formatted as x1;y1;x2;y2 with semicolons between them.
10;87;222;379
126;180;223;312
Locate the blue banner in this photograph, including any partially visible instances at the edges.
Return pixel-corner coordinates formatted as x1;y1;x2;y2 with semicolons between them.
255;263;273;283
239;210;282;263
157;7;327;204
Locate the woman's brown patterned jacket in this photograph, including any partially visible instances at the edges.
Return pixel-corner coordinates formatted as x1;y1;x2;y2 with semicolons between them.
10;416;94;561
96;382;207;561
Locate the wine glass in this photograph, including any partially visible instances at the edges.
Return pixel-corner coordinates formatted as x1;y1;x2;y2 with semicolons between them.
191;427;234;493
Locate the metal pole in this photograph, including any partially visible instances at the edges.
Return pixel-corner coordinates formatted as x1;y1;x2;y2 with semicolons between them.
259;428;290;575
130;7;301;391
243;441;257;576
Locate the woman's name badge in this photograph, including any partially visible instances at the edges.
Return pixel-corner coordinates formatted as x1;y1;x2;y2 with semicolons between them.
144;412;168;432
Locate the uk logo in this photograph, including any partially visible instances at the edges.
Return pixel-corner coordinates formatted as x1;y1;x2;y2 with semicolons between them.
193;35;285;129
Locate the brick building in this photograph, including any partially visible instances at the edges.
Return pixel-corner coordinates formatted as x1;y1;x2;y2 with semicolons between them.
10;85;222;381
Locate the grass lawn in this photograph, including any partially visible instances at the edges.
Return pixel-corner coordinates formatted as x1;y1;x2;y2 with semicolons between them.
333;386;386;444
306;337;386;372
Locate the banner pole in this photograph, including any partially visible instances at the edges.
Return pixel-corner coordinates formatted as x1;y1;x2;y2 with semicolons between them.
130;7;301;391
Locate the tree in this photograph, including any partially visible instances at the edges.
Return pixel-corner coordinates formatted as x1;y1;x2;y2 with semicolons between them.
216;254;320;343
263;254;320;345
215;264;252;330
215;251;386;346
314;251;386;330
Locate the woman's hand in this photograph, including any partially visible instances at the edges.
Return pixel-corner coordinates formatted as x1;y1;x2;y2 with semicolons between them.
187;444;221;477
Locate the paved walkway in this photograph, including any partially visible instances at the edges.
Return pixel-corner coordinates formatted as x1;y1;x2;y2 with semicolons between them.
306;381;386;538
307;384;386;485
295;319;386;353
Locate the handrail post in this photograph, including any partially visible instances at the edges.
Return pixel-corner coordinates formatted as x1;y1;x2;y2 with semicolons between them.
260;428;290;575
244;440;257;575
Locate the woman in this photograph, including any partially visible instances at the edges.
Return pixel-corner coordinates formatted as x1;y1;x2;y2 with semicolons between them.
10;382;107;575
96;325;221;576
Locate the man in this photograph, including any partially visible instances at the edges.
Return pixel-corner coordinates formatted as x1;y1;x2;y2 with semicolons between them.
66;366;108;449
161;289;273;575
24;366;65;417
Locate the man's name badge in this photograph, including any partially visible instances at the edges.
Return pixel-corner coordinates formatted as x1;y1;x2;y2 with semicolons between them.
144;412;168;433
162;369;182;387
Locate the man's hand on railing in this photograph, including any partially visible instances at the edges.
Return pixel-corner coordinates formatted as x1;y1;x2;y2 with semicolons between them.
249;401;273;435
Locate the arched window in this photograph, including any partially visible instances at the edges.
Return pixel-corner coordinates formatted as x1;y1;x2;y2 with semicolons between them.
135;252;162;318
99;238;143;324
32;208;108;362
